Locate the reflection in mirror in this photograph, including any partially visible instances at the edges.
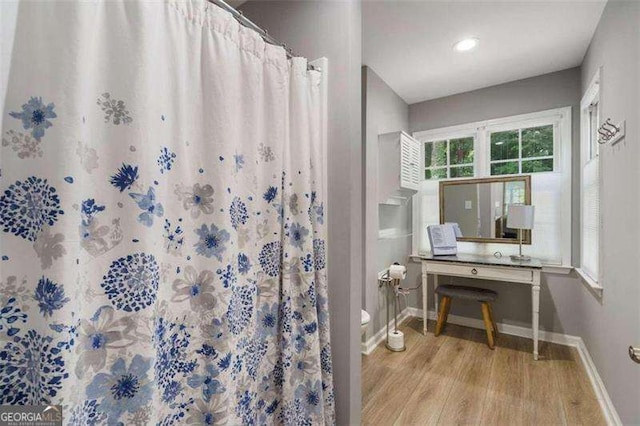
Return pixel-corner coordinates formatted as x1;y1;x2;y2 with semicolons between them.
439;176;531;244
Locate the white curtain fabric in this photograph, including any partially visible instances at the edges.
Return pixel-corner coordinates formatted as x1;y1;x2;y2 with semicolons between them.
0;1;333;424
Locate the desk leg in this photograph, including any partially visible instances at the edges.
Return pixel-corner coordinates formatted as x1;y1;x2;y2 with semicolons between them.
434;274;439;316
422;263;428;335
532;271;541;360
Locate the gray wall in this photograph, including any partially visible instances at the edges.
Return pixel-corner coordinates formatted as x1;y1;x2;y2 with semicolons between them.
408;67;585;332
239;2;363;424
362;66;416;342
576;0;640;422
410;67;583;134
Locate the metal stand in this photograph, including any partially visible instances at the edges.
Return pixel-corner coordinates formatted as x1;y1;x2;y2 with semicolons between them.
385;277;406;352
510;228;531;261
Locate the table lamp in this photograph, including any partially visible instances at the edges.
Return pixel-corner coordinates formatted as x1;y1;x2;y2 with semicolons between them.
507;204;535;261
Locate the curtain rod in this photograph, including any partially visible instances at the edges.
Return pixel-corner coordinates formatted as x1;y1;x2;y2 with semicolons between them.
207;0;317;71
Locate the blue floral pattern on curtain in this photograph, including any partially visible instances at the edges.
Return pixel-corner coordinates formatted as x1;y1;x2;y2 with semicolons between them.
0;0;333;424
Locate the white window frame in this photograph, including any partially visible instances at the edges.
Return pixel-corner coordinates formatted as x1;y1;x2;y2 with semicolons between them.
415;110;564;179
422;132;477;180
577;69;603;292
488;124;557;176
412;106;572;266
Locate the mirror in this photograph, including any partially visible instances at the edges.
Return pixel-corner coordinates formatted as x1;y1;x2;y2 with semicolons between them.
439;176;531;244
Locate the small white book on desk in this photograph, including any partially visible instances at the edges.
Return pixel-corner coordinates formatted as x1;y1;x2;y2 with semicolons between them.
427;224;458;256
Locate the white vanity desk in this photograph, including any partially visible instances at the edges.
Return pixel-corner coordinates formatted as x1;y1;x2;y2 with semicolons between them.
420;253;543;360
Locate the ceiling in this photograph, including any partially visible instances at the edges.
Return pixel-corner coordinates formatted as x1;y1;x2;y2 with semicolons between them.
363;0;606;104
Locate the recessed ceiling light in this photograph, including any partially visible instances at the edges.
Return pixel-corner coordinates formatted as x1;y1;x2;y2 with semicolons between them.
454;38;479;52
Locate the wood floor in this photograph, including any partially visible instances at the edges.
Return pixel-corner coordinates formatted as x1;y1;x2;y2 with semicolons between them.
362;317;606;426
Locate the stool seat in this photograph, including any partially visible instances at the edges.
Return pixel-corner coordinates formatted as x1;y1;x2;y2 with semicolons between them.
435;284;497;302
434;284;499;349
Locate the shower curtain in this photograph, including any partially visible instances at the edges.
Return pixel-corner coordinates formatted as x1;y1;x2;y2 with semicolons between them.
0;1;333;424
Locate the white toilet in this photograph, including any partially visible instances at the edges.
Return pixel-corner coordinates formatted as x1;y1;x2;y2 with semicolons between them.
361;309;370;336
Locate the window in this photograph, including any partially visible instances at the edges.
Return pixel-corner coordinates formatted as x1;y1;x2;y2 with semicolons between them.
413;107;572;266
490;125;554;175
421;123;556;181
587;104;600;161
424;136;474;180
579;70;601;286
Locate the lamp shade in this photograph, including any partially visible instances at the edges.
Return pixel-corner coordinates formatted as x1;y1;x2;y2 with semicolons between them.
507;204;535;229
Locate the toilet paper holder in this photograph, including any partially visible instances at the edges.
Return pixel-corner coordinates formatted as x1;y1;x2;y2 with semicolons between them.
385;274;406;352
378;263;407;287
379;263;406;352
378;269;392;287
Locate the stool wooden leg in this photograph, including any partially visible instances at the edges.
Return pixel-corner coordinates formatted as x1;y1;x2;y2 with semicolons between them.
443;295;451;325
435;296;451;337
488;303;498;336
481;302;495;349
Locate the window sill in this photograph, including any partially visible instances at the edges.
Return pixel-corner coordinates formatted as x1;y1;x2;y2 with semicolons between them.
539;264;571;274
378;228;412;240
575;267;603;298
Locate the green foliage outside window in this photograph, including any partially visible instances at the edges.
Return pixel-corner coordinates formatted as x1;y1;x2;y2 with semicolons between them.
424;137;474;180
522;125;553;158
450;166;474;178
490;130;519;160
425;168;447;180
424;140;447;167
490;124;554;175
491;161;519;175
424;123;554;180
522;158;553;173
449;137;474;165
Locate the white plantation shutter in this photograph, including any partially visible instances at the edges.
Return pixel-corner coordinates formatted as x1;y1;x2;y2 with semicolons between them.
581;154;600;280
400;133;420;190
411;141;421;186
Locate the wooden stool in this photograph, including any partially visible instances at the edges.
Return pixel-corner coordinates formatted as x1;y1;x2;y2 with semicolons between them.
434;284;498;349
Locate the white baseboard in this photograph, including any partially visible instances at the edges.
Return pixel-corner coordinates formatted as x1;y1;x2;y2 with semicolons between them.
360;307;412;355
575;338;622;426
383;308;621;425
405;307;581;346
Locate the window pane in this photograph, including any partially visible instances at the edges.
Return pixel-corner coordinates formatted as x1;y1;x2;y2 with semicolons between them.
589;103;599;160
424;141;447;167
425;168;447;180
522;125;553;158
490;130;519;161
449;137;474;165
522;158;553;173
491;161;519;175
450;166;474;178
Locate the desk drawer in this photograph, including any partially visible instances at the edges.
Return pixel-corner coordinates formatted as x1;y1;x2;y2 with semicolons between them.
427;262;533;283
